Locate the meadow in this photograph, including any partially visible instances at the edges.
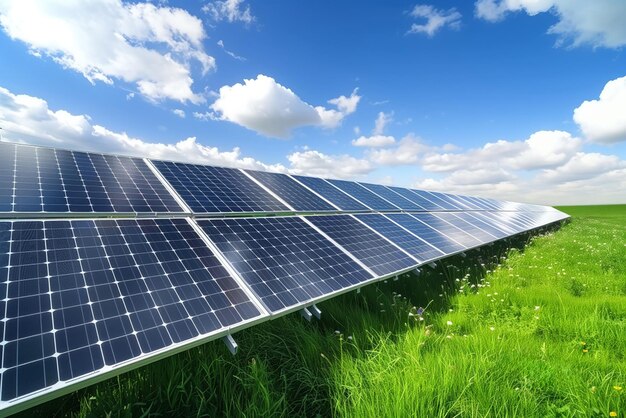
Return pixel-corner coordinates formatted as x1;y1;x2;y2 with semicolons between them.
21;205;626;417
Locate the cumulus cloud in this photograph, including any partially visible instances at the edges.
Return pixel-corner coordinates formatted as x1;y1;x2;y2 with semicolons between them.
352;135;396;148
172;109;186;118
573;76;626;144
408;5;462;37
0;0;213;103
0;85;283;171
420;130;581;172
537;152;625;183
210;75;360;138
475;0;626;48
367;134;429;165
287;150;374;179
373;111;393;135
203;0;254;24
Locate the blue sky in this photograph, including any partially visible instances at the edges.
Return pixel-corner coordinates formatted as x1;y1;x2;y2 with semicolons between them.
0;0;625;205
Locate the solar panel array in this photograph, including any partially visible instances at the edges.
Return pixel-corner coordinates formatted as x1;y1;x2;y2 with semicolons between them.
0;141;569;415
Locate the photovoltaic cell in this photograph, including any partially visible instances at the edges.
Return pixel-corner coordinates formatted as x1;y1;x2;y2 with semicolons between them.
413;190;460;210
244;170;335;212
433;212;497;243
306;215;416;276
291;176;368;211
197;217;372;313
0;143;183;214
357;183;422;211
354;214;444;262
0;218;262;404
151;160;288;214
385;186;437;211
327;179;399;211
452;212;509;239
385;213;465;254
410;213;482;248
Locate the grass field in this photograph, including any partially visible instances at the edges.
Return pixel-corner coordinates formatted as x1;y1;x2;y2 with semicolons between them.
21;205;626;417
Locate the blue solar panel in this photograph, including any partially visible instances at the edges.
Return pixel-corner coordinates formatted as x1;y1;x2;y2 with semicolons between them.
0;142;183;214
354;214;444;262
327;179;399;211
384;186;434;211
306;215;416;276
0;218;263;405
151;160;288;214
291;176;368;211
357;183;422;210
385;213;466;254
412;190;459;210
454;212;509;239
410;213;482;248
197;217;372;313
433;212;497;243
244;170;335;211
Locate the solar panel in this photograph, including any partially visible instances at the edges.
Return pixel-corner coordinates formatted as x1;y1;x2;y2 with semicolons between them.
326;179;399;211
0;142;183;214
357;183;422;211
151;160;288;214
244;170;336;212
306;215;417;276
290;176;369;211
452;212;509;239
385;213;466;254
433;212;497;243
410;213;482;248
196;217;373;313
354;214;444;262
385;186;437;211
0;218;263;406
414;190;460;210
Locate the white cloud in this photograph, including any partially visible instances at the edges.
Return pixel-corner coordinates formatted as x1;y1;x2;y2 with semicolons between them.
217;39;246;61
475;0;626;48
352;135;396;148
287;150;374;179
172;109;186;118
367;134;429;165
573;76;626;144
537;152;625;184
0;85;282;172
203;0;254;24
0;0;214;103
210;74;360;138
420;130;581;172
373;111;393;135
408;5;462;37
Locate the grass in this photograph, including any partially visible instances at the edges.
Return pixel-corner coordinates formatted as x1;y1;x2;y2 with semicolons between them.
19;205;626;417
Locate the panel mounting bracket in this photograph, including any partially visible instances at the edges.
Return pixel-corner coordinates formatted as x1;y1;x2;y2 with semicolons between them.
223;334;238;355
300;307;313;322
428;262;437;269
310;304;322;320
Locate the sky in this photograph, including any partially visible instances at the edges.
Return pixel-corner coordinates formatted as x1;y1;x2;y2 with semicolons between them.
0;0;625;206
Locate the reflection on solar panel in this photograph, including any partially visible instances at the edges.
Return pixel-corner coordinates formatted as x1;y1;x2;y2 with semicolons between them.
358;183;422;210
0;140;571;415
306;215;416;276
197;217;372;313
291;176;368;211
433;212;497;243
327;179;399;211
0;218;263;404
244;170;336;212
0;142;183;214
151;160;288;214
410;213;482;248
354;214;444;262
385;213;466;254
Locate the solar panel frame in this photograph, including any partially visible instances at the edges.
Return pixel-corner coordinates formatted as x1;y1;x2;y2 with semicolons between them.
243;170;337;212
289;175;369;211
326;179;400;211
0;217;269;414
196;216;375;314
150;160;290;215
305;214;418;276
357;183;423;211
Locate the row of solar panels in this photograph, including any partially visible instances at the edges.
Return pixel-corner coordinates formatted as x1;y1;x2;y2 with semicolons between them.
0;142;549;216
0;209;568;410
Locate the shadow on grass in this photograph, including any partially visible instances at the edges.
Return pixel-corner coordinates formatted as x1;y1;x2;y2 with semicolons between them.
18;223;564;418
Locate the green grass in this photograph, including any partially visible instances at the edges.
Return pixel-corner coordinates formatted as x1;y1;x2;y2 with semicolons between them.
20;205;626;417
